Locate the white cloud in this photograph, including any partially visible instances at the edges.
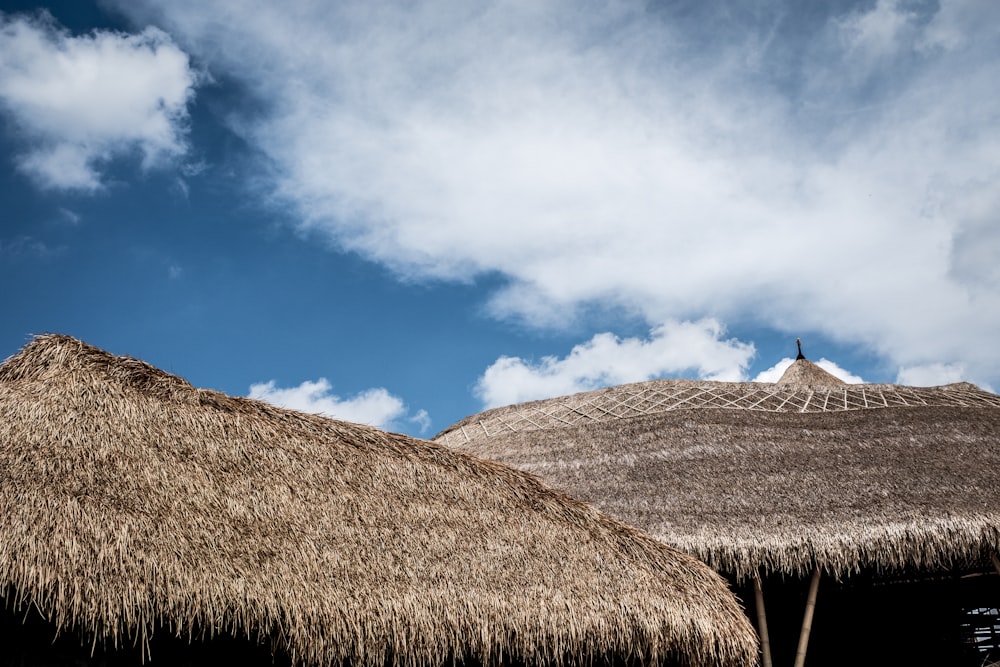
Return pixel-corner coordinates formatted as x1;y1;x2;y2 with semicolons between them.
0;12;196;190
753;358;865;384
895;362;965;387
17;143;101;190
836;0;914;60
920;0;983;52
248;378;427;433
111;0;1000;389
475;320;754;408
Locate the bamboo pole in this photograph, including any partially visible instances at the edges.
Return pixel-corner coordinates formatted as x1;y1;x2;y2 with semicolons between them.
754;573;773;667
792;568;822;667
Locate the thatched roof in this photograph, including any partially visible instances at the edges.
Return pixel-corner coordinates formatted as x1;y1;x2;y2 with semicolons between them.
774;358;845;386
436;359;1000;584
0;334;758;667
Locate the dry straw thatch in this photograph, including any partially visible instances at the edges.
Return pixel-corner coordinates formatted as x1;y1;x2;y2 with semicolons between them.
436;358;1000;583
0;334;758;667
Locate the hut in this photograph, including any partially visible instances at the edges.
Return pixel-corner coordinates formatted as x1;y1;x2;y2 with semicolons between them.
435;343;1000;667
0;334;758;667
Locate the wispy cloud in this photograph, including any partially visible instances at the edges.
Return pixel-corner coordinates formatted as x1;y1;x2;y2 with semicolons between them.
248;378;429;433
0;11;197;190
0;235;64;259
407;409;432;435
112;0;1000;389
56;207;81;225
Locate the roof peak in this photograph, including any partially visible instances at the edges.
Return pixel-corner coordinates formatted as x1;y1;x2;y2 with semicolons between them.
776;357;847;386
776;338;847;385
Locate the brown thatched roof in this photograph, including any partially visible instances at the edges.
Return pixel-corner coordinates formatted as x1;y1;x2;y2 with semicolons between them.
774;358;846;386
0;334;758;667
435;367;1000;584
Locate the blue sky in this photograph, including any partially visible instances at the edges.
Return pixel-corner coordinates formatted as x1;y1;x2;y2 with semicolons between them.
2;0;998;437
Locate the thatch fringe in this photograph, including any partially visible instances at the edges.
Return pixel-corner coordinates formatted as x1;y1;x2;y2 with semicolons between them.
670;518;1000;582
0;334;758;667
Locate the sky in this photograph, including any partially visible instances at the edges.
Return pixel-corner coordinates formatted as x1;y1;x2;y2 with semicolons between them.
1;0;998;437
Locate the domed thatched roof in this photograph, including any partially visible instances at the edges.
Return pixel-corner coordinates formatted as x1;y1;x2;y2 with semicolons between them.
0;335;758;667
436;359;1000;583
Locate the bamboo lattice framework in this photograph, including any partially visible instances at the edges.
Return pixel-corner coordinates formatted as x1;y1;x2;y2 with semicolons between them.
437;380;1000;446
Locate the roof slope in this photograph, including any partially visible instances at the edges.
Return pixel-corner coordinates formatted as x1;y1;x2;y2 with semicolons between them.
0;335;758;667
435;371;1000;583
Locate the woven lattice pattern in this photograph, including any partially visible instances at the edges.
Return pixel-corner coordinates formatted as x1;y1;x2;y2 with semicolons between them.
437;379;1000;446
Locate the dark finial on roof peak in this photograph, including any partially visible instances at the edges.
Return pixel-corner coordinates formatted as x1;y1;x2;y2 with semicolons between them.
796;338;806;360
